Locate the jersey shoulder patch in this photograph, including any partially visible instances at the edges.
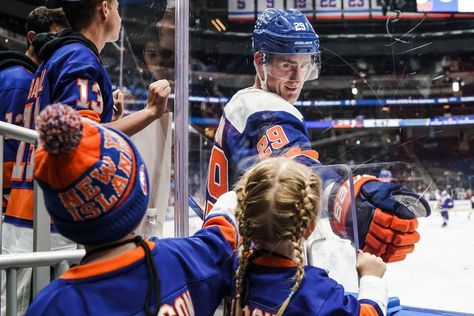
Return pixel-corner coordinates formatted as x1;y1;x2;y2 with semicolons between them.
224;88;304;133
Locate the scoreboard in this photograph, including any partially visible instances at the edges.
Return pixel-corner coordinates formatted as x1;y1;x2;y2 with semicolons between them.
228;0;473;21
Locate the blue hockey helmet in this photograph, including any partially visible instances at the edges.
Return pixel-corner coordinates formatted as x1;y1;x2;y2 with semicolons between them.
379;169;393;179
252;8;320;55
252;9;321;82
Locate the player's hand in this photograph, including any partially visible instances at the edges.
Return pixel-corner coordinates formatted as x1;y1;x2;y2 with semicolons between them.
145;79;170;119
112;89;124;121
329;175;431;263
356;250;386;278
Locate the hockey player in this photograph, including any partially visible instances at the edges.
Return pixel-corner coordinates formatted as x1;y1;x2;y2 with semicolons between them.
229;157;388;315
439;189;453;227
206;8;431;263
0;7;69;315
0;6;68;212
26;103;237;315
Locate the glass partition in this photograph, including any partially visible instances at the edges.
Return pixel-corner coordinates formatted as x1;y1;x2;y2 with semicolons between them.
185;1;474;313
0;0;473;313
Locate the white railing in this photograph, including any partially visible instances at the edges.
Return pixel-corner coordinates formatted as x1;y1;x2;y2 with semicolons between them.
0;121;61;315
0;249;85;316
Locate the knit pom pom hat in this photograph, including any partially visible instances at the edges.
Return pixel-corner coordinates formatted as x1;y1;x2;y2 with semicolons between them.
34;103;149;245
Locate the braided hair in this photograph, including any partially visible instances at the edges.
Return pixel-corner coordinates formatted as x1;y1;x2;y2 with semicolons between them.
234;157;321;315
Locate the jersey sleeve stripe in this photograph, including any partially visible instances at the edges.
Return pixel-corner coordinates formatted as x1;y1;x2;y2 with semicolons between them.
5;188;34;220
203;215;237;251
359;302;383;316
284;147;320;162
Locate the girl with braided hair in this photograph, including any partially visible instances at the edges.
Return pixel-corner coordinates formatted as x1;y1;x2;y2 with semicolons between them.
229;157;389;316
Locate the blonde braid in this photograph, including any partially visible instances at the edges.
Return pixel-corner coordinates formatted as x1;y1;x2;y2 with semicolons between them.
234;240;251;315
276;175;320;316
233;157;322;315
234;182;250;315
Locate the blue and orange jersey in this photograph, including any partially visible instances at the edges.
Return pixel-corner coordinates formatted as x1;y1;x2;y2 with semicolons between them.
6;31;114;227
440;194;454;210
206;88;321;214
0;51;37;212
26;214;237;316
225;256;388;315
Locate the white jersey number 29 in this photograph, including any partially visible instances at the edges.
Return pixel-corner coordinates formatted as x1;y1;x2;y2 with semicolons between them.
293;22;307;31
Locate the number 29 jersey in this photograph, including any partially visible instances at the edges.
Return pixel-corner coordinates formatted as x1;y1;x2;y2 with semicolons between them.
205;88;320;214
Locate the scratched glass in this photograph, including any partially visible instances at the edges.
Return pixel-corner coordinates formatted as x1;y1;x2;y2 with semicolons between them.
1;0;473;313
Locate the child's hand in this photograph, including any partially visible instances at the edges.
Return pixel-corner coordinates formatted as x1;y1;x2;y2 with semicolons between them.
112;89;124;121
146;79;171;119
356;250;386;278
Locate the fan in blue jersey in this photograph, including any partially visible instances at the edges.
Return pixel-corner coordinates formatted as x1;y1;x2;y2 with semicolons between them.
6;0;172;270
228;157;388;315
0;6;68;213
205;8;431;263
0;7;69;315
26;103;237;316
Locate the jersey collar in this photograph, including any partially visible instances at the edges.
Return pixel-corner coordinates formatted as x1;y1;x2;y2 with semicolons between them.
61;239;155;280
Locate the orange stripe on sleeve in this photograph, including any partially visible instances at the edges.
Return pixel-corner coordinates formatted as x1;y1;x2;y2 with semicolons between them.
284;147;319;161
360;303;381;316
203;216;237;251
3;161;14;188
6;188;34;220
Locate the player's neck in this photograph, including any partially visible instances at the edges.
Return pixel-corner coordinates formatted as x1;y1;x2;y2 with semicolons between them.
255;240;294;260
25;48;39;66
83;234;138;264
253;76;263;90
81;26;107;53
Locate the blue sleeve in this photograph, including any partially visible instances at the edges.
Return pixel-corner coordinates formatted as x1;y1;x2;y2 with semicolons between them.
319;285;384;316
161;214;236;279
0;88;25;161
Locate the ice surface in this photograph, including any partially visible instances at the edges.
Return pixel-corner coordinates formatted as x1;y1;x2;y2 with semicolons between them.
385;211;474;313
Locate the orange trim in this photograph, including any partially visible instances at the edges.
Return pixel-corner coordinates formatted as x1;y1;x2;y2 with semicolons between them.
2;161;14;188
252;256;297;268
78;110;101;123
114;143;136;208
284;147;319;161
61;239;155;280
35;123;101;190
352;175;379;197
203;216;237;251
360;303;380;316
18;65;34;75
6;188;34;220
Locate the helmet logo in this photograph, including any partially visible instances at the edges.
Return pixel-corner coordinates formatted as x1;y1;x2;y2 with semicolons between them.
293;22;307;31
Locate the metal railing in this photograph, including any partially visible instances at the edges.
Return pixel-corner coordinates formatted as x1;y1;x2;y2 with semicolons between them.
0;249;85;316
0;121;60;315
